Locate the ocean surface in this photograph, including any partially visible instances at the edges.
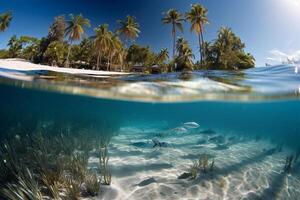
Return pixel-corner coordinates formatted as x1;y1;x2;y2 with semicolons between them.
0;64;300;199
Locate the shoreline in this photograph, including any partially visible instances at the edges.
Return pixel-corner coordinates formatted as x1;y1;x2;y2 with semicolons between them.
0;58;129;75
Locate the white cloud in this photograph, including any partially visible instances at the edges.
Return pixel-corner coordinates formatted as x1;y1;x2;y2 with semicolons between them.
266;49;300;64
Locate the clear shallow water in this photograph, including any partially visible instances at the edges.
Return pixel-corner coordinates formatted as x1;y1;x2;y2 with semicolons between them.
0;64;299;102
0;65;300;199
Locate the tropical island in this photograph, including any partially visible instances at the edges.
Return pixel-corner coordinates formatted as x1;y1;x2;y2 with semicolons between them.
0;3;255;74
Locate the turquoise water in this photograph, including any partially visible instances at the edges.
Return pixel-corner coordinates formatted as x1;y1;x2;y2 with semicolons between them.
0;65;300;199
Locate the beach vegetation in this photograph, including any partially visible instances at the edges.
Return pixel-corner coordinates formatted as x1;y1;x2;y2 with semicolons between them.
65;14;91;67
117;15;140;45
0;11;12;32
44;41;68;66
92;24;111;70
204;27;255;70
186;3;209;66
175;37;195;71
162;9;185;60
0;3;255;71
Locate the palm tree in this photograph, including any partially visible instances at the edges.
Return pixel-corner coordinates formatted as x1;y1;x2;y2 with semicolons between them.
7;35;22;58
176;37;189;56
65;14;90;67
107;33;123;71
162;9;185;59
92;24;111;70
48;15;66;42
157;48;169;64
175;37;194;70
110;34;124;71
0;11;12;32
117;15;140;45
186;3;208;65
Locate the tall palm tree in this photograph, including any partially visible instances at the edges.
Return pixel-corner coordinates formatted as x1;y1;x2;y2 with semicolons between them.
107;33;123;71
48;15;66;42
186;3;208;65
65;14;90;67
0;11;12;32
116;15;140;45
92;24;111;70
162;9;185;59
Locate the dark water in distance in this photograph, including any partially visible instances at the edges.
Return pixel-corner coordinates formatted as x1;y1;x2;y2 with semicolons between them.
0;64;300;199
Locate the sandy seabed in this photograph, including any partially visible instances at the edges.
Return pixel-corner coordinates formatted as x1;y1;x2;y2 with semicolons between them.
85;126;300;200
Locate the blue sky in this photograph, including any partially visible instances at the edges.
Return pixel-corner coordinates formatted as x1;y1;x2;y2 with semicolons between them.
1;0;300;66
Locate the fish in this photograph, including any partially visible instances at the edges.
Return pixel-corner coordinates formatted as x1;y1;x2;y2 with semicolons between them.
183;122;200;129
172;127;188;133
152;138;168;148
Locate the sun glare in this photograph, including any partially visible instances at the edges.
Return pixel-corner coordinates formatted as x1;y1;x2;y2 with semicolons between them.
289;0;300;6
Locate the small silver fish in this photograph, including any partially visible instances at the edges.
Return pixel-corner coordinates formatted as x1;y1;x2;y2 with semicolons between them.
183;122;200;129
172;127;188;133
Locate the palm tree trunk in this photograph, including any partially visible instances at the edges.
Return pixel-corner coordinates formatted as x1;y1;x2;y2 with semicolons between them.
172;24;176;59
66;40;73;68
96;51;101;70
198;33;203;67
200;28;205;63
107;52;110;71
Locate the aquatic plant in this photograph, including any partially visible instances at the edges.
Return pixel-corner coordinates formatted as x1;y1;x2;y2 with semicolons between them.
99;145;112;185
210;158;215;172
284;155;294;173
42;176;61;200
1;168;43;200
83;172;100;197
187;153;215;180
218;177;227;189
67;153;88;184
65;179;81;200
189;161;199;179
198;153;209;173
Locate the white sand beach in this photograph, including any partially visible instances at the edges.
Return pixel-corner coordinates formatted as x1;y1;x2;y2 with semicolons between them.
0;59;128;75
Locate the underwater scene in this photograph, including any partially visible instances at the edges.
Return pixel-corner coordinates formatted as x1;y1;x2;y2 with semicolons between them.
0;65;300;200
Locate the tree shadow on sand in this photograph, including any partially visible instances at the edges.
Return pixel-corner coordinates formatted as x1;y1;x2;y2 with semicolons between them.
249;161;300;200
111;163;173;177
174;149;278;187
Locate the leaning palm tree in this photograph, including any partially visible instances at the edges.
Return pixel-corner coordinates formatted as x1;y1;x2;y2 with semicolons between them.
162;9;185;59
157;48;169;64
186;3;208;65
92;24;111;70
116;15;140;45
176;37;189;56
175;37;194;70
65;14;90;67
0;11;12;32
